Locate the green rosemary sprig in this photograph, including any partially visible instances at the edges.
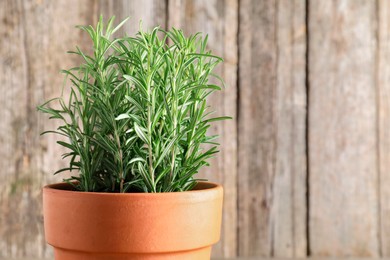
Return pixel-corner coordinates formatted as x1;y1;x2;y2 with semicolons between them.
38;16;230;193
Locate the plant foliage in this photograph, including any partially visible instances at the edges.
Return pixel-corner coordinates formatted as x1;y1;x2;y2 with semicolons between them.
38;16;229;193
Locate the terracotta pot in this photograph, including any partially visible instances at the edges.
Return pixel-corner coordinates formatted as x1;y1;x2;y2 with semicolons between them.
43;181;223;260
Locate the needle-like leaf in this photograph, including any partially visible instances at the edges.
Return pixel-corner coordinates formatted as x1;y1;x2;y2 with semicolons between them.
37;16;229;193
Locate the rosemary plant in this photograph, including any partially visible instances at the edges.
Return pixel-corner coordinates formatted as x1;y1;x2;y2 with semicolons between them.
38;16;229;193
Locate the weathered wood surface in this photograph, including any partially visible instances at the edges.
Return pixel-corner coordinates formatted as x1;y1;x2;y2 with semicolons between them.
273;0;307;257
167;0;238;257
238;0;307;257
3;0;390;259
97;0;166;35
308;0;379;256
378;0;390;256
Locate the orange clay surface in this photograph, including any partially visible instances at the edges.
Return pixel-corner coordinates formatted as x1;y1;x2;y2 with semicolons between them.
43;182;223;260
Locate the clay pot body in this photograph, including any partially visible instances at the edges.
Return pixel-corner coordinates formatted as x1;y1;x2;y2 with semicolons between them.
43;182;223;260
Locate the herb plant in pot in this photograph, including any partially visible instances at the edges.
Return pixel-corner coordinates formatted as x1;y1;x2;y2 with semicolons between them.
38;16;229;260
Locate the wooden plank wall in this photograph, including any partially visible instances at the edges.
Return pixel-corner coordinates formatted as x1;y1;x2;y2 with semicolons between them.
1;0;390;259
238;0;306;257
308;0;379;256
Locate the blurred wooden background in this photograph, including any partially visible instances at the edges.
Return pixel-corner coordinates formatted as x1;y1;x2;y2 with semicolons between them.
1;0;390;259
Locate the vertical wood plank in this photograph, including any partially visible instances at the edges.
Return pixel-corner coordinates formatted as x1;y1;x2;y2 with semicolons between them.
238;0;307;257
0;0;97;258
273;0;307;257
167;0;238;258
308;0;379;256
378;0;390;256
238;0;277;254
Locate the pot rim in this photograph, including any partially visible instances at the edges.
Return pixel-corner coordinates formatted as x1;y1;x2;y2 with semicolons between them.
43;181;222;198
